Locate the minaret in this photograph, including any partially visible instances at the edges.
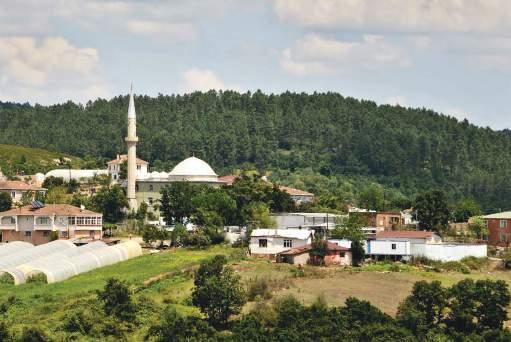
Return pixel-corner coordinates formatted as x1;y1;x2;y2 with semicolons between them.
126;84;138;210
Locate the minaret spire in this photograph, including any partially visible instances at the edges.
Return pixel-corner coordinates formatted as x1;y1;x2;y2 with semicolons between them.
126;83;138;210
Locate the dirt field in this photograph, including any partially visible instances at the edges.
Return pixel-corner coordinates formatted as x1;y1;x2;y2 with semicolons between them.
234;259;511;316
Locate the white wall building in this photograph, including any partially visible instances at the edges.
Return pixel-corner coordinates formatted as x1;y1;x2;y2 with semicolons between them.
107;154;149;182
273;213;343;230
367;231;487;261
250;229;313;257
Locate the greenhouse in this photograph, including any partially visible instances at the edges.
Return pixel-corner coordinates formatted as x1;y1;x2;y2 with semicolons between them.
0;241;34;258
0;240;76;271
1;240;142;285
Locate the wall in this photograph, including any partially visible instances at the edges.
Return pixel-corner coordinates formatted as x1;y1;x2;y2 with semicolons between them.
273;215;305;229
324;251;352;266
250;236;310;255
368;240;411;256
487;218;511;246
412;243;487;261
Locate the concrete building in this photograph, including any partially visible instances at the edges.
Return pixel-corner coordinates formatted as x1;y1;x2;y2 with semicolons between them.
0;203;103;245
0;181;47;205
107;154;148;181
483;212;511;246
367;230;487;261
249;228;313;258
273;212;343;231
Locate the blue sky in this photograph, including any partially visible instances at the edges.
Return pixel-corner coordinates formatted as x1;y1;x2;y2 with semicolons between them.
1;0;510;129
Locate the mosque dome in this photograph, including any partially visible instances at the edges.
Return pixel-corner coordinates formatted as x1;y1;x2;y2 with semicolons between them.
168;157;219;183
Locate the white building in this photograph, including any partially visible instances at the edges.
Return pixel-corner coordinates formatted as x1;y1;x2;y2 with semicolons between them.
367;231;487;261
107;154;149;182
0;181;47;204
44;169;108;183
249;228;313;258
273;213;343;231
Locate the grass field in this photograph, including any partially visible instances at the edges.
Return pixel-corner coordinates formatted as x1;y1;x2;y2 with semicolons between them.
0;144;83;174
0;246;510;339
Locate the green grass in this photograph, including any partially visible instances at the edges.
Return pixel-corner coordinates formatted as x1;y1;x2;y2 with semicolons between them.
0;144;83;174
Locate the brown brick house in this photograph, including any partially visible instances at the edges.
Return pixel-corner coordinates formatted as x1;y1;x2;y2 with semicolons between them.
483;212;511;246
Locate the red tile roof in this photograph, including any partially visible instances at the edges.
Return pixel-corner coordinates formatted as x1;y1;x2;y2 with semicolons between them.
218;175;237;185
0;204;101;216
0;181;46;191
279;185;314;197
376;231;435;239
107;154;148;165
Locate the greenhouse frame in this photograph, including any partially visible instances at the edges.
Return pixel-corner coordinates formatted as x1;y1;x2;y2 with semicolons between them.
0;240;142;285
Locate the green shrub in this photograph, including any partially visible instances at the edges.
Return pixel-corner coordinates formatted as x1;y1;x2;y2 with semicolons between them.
26;273;47;284
290;267;305;278
460;256;487;270
389;264;401;272
247;277;272;301
0;273;14;284
442;261;470;274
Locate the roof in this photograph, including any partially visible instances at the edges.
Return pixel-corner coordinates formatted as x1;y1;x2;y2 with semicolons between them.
0;181;45;191
128;85;136;119
376;231;436;239
280;241;350;255
279;185;314;197
169;157;217;177
251;229;312;240
219;175;237;185
0;204;102;217
107;155;148;165
483;212;511;219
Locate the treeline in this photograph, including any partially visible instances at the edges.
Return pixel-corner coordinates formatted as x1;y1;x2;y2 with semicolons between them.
1;91;511;211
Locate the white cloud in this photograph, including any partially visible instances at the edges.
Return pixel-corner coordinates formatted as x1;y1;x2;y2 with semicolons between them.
0;36;109;104
180;68;236;93
281;34;409;75
127;20;197;40
274;0;511;33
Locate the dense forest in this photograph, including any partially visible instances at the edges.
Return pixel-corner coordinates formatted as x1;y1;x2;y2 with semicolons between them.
1;91;511;212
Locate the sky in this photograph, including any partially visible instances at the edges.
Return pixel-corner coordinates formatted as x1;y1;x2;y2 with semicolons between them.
1;0;511;129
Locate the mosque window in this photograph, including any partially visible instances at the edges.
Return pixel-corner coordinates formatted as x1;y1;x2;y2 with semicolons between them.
135;184;139;191
149;185;153;191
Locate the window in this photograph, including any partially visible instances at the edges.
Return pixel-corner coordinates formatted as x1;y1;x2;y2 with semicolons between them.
10;192;15;198
149;184;153;191
500;233;509;243
135;184;139;192
9;217;15;224
113;174;117;180
339;252;345;258
43;231;50;237
24;231;32;237
68;217;76;225
258;239;268;248
148;197;153;205
61;231;68;238
391;243;397;250
37;217;49;225
283;239;292;248
500;220;508;229
137;165;141;170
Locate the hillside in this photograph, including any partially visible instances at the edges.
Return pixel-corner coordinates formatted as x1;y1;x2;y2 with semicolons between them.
0;144;83;176
1;92;510;211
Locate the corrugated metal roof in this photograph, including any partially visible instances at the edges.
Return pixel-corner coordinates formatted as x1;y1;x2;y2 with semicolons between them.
483;212;511;219
251;229;312;240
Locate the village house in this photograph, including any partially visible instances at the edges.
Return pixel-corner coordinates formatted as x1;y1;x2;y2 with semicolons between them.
349;210;403;230
249;228;313;259
107;154;149;182
367;230;486;262
482;212;511;246
273;212;342;232
279;241;352;266
0;203;103;245
0;181;47;205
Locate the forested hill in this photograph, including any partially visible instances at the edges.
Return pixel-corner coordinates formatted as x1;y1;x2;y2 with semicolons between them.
1;91;510;211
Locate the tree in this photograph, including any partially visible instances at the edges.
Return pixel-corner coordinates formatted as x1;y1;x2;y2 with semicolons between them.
194;255;227;288
192;189;237;227
171;223;188;247
192;256;246;328
358;184;384;210
119;160;127;180
331;215;367;266
141;225;169;247
243;202;275;228
45;186;68;204
42;176;64;190
452;198;482;223
90;185;128;223
97;278;136;322
309;237;328;265
159;182;198;225
414;190;450;233
0;192;12;211
468;216;488;240
146;308;215;341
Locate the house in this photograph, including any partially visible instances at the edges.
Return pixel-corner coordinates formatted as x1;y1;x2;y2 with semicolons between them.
249;228;313;258
482;212;511;246
279;241;352;266
278;186;314;204
0;203;103;245
273;212;342;232
107;154;149;181
349;210;402;230
0;181;47;205
367;230;486;261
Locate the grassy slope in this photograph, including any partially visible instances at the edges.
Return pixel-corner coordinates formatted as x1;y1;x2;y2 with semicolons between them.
0;144;83;173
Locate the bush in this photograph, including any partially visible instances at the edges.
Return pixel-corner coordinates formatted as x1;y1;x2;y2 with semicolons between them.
183;232;211;249
26;273;47;284
0;273;14;284
460;256;487;270
97;278;137;322
62;308;96;335
247;277;272;301
442;261;470;274
19;326;48;342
